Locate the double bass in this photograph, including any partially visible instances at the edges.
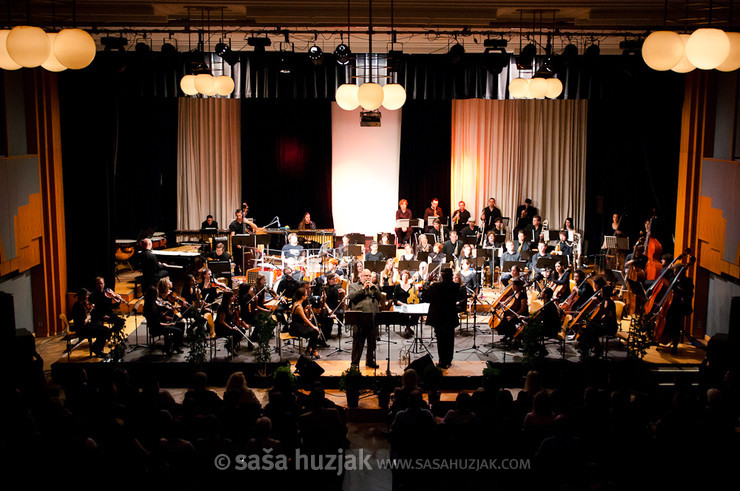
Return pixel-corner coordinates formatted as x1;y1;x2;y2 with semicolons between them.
644;213;663;281
646;252;694;345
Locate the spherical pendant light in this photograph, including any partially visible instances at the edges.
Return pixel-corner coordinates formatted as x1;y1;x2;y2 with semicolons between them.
382;83;406;110
545;78;563;99
508;78;528;98
0;30;21;70
670;34;696;73
180;75;198;95
529;78;549;99
686;28;730;70
357;82;384;110
335;83;359;110
716;31;740;72
214;75;235;96
194;74;217;95
6;25;51;68
53;28;96;69
642;31;684;71
41;33;67;72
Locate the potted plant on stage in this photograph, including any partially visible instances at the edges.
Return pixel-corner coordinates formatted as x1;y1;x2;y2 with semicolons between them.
252;312;275;377
339;364;363;408
108;325;129;363
422;364;444;407
186;316;208;367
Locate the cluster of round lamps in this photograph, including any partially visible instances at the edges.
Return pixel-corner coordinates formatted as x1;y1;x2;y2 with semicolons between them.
642;28;740;72
335;82;406;111
180;73;234;96
0;26;95;71
508;77;563;99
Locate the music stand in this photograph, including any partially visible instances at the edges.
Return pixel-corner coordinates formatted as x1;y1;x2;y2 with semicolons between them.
457;284;488;355
378;244;397;260
208;260;232;279
363;260;387;274
462;235;478;245
494;234;506;246
417;251;430;263
397;303;432;356
398;260;421;272
424;232;438;245
502;260;528;274
348;244;364;257
520;250;536;263
536;257;558;271
347;233;366;245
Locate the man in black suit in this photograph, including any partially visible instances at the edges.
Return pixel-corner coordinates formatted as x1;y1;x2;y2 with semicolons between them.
442;230;464;260
425;268;459;369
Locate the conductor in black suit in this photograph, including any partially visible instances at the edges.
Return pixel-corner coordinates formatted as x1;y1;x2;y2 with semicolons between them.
425;268;459;369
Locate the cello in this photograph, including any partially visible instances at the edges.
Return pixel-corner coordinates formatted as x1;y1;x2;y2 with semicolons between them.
643;213;663;281
647;253;694;345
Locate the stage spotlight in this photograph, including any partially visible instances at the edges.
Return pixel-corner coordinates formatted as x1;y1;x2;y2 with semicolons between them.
334;43;351;65
308;45;323;65
215;42;240;65
619;39;643;56
134;41;150;54
101;36;128;52
482;51;509;74
516;43;536;69
562;43;578;58
448;42;465;63
247;36;271;53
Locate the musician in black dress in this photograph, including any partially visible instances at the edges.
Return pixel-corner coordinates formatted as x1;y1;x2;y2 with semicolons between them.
395;199;414;244
481;198;503;233
215;291;243;355
201;215;219;230
142;286;185;355
290;287;322;359
550;261;572;303
71;288;111;358
426;268;460;369
452;272;469;313
570;270;595;311
459;258;479;295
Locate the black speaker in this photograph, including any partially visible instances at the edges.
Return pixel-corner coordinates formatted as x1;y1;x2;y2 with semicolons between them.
406;354;434;374
0;292;15;340
295;355;325;382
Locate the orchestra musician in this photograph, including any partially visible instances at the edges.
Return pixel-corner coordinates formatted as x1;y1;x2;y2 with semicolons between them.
365;241;385;262
501;264;523;288
348;268;382;369
275;265;302;329
413;261;430;284
426;268;460;369
497;278;529;344
515;198;537;233
423;198;444;232
568;270;595;312
71;288;113;358
180;274;200;306
575;284;617;357
514;229;534;254
552;230;574;266
452;272;469;313
379;233;393;246
215;291;243;355
319;272;346;339
380;257;399;296
289;287;322;359
524;215;545;243
395;199;414;244
199;268;229;303
530;241;551;282
207;242;232;262
246;274;274;344
451;201;471;232
442;230;464;262
459;258;479;295
228;208;259;235
400;243;416;261
142;286;185;355
536;287;562;340
336;234;352;258
89;276;125;331
624;244;648;281
608;213;624;237
460;218;479;240
201;214;219;230
428;242;446;264
282;233;305;263
297;212;317;230
549;261;572;302
138;238;169;289
459;243;474;263
393;269;418;337
416;234;432;255
481;198;503;233
500;240;521;269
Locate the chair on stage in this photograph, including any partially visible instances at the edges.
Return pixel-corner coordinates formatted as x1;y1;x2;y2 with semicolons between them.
600;300;626;358
145;319;174;356
278;332;304;361
204;312;235;361
60;313;94;360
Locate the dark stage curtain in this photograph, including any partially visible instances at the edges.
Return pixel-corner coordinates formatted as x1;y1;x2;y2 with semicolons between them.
399;100;452;221
241;100;333;231
58;54;178;291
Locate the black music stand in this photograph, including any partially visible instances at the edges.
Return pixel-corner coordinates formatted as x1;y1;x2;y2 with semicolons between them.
397;304;433;357
456;285;488;356
462;235;478;245
398;260;421;272
363;260;386;274
417;251;430;263
378;244;397;260
502;260;528;273
348;244;364;257
347;233;366;245
208;260;232;279
520;250;536;263
325;298;350;357
127;295;147;353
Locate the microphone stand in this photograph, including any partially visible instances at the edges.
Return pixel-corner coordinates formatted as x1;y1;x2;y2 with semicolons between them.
456;283;487;356
325;294;350;357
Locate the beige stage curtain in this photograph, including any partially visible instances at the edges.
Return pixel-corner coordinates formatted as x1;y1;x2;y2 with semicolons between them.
451;99;588;236
177;98;241;230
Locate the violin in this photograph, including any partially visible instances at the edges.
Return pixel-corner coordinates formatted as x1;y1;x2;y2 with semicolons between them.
104;288;124;303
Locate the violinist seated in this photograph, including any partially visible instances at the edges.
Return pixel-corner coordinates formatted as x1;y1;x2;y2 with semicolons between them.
71;288;113;358
412;262;430;303
536;287;562;340
497;278;529;344
575;285;618;358
380;258;399;297
89;276;125;331
549;261;572;303
552;230;574;266
207;242;232;262
393;270;419;337
157;277;190;313
246;274;274;344
142;286;185;355
289;287;322;359
199;269;230;303
215;291;243;356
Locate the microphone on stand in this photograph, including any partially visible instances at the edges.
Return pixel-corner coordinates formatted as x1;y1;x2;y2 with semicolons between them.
276;216;281;227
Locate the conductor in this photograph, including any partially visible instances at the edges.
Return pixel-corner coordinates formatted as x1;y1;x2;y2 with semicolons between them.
348;268;381;369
